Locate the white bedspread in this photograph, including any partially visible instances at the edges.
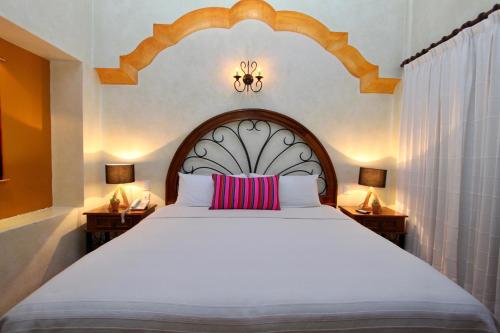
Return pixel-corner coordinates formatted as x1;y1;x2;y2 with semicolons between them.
1;205;497;332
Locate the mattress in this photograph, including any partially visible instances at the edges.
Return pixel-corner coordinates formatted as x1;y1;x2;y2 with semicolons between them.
0;205;497;332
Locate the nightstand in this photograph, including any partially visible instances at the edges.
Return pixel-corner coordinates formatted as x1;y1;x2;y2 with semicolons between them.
339;206;407;248
83;204;157;253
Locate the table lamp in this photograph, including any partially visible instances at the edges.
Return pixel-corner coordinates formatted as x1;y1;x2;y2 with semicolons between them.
105;164;135;208
358;167;387;210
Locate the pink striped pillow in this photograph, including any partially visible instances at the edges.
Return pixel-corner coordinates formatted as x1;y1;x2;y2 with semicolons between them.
210;174;280;210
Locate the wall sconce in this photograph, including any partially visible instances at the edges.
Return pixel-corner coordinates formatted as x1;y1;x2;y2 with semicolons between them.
233;60;263;92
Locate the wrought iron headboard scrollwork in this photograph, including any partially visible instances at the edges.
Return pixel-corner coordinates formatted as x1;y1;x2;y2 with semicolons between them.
166;109;338;206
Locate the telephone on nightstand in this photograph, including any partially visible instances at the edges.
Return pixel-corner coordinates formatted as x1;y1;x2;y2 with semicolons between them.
130;198;149;210
120;192;151;223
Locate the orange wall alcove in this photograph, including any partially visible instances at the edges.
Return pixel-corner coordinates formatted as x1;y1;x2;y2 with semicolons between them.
0;38;52;219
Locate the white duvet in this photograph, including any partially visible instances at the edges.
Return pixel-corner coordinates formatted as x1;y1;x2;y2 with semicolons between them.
1;205;497;332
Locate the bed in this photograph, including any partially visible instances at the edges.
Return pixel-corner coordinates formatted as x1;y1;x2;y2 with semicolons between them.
1;109;497;332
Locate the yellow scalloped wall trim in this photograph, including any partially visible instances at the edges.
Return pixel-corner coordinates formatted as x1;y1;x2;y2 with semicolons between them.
95;0;400;94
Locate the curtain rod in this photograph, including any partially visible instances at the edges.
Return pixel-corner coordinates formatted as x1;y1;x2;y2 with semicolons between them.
400;3;500;68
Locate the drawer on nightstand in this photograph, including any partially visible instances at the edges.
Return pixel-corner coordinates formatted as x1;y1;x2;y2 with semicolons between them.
380;218;405;233
92;217;113;229
354;217;405;233
358;218;381;231
88;217;137;231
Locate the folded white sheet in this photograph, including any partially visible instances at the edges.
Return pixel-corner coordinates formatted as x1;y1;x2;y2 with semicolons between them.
1;205;497;332
150;204;346;219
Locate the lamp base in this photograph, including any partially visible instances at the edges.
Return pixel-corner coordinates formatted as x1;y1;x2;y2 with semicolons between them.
111;185;130;208
358;189;372;210
359;188;384;214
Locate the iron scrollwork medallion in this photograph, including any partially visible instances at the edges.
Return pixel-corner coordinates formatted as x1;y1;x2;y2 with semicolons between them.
181;119;327;195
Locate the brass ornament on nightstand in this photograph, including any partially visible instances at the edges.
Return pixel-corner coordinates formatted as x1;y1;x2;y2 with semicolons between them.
371;197;382;214
109;195;120;212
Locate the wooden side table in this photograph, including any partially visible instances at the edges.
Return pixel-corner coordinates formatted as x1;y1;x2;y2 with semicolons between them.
83;204;157;253
339;206;407;248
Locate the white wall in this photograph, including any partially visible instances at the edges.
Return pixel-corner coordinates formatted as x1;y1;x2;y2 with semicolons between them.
94;0;408;78
51;61;85;206
407;0;498;57
0;0;92;62
0;208;85;315
95;0;409;206
82;62;105;208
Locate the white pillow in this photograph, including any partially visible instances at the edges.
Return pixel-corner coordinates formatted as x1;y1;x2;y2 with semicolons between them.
249;174;321;207
176;173;213;206
176;173;247;206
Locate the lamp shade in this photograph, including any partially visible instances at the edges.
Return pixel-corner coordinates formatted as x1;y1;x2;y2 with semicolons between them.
358;167;387;188
105;164;135;184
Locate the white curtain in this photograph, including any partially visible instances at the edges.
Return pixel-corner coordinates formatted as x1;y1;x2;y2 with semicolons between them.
397;11;500;321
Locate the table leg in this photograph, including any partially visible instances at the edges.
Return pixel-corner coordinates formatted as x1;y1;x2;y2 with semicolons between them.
86;232;93;253
399;234;406;249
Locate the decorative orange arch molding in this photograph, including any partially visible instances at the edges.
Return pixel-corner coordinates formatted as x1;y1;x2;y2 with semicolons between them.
95;0;400;94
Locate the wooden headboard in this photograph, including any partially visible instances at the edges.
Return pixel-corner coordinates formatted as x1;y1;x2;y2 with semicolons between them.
165;109;338;206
